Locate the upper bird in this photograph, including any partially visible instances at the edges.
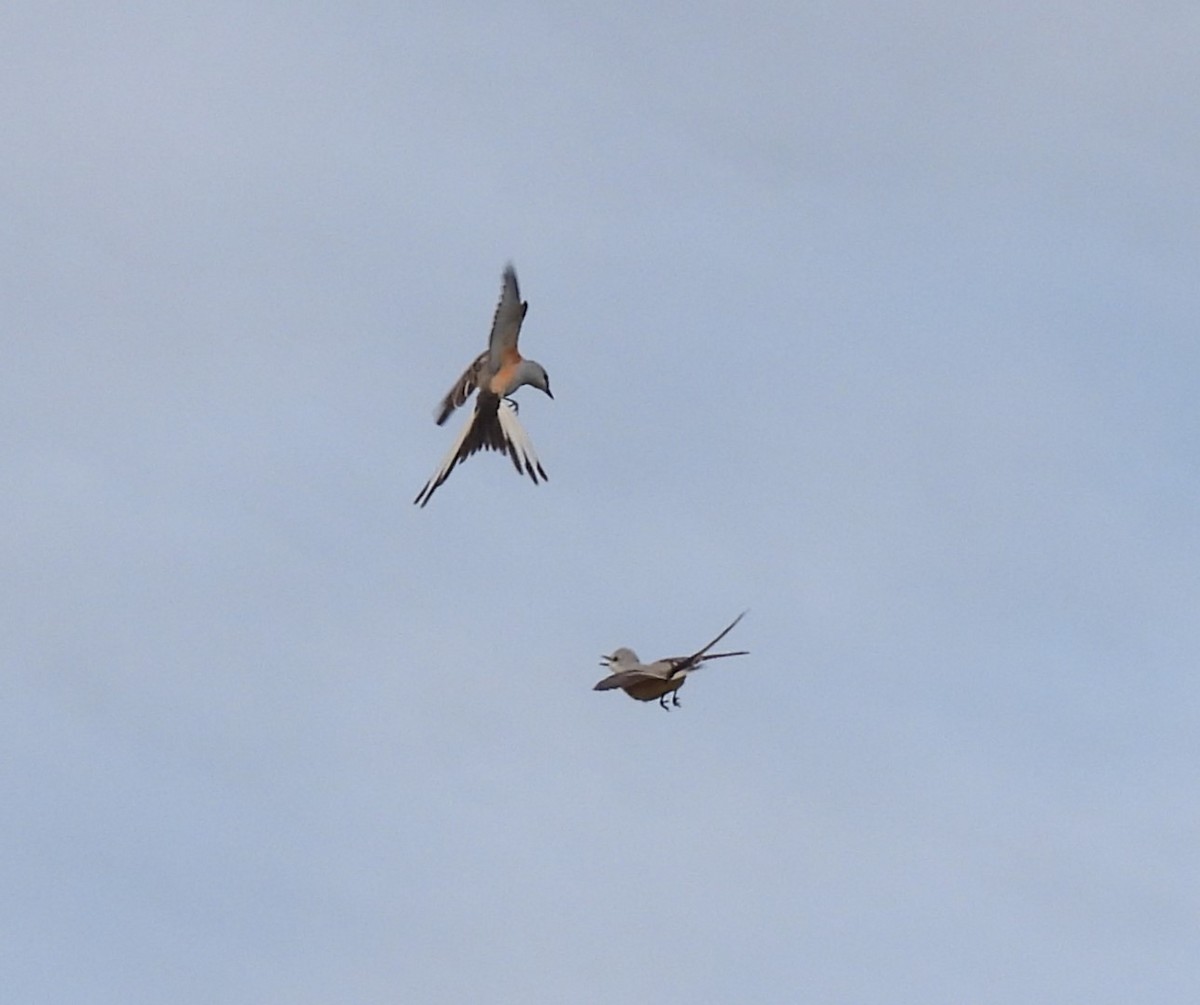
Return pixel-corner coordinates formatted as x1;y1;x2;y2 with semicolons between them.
414;264;553;507
594;611;750;710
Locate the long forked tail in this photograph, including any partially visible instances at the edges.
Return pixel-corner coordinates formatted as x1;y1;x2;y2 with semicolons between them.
667;649;750;680
690;611;749;661
414;396;547;507
663;613;750;675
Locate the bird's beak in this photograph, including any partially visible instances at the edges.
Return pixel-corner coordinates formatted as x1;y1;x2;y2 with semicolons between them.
543;383;554;400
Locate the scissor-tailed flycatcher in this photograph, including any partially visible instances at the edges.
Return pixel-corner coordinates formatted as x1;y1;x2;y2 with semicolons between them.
594;611;749;709
414;264;553;507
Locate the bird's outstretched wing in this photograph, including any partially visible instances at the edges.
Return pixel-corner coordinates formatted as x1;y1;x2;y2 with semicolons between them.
432;350;488;426
593;669;668;691
487;264;528;372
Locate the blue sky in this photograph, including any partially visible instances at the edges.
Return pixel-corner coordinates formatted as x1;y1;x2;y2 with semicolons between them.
4;3;1198;1002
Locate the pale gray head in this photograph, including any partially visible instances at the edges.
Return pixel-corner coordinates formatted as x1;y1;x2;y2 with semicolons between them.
513;359;552;400
601;647;641;670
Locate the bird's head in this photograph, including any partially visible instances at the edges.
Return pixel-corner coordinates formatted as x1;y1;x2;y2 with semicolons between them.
530;362;552;400
600;647;640;670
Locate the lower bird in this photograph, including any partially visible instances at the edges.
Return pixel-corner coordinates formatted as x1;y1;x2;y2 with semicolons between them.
414;263;552;507
594;611;749;709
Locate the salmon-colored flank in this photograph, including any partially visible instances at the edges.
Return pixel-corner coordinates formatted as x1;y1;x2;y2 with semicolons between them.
488;356;522;394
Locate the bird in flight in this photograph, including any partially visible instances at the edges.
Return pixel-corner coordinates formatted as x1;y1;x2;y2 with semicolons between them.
594;611;749;709
414;264;553;507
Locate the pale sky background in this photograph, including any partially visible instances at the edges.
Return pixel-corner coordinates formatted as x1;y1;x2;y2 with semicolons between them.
4;3;1199;1002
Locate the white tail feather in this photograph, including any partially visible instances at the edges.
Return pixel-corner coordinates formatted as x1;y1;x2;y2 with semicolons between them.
495;399;547;483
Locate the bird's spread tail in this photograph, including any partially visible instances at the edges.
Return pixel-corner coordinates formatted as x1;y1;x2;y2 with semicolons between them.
414;396;547;507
